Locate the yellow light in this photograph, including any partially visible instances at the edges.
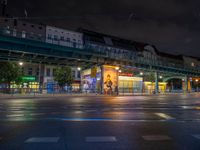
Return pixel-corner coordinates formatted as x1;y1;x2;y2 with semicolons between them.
115;67;119;70
118;70;122;73
196;79;199;82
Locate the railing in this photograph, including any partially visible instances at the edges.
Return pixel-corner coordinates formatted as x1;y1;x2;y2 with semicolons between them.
0;87;198;96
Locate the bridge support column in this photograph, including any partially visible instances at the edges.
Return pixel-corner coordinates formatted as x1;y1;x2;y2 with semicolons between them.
155;72;159;94
183;76;188;93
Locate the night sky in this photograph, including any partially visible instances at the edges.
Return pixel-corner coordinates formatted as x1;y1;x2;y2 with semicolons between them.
6;0;200;57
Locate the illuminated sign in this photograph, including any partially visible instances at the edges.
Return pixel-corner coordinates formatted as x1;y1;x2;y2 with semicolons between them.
119;72;134;77
21;76;36;81
91;66;97;78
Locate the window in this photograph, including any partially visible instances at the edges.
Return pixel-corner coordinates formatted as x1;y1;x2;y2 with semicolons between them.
39;26;42;29
72;70;76;78
191;62;195;67
14;19;17;26
60;36;64;41
5;26;10;34
31;25;34;28
23;23;26;26
54;35;58;41
28;68;33;75
22;31;26;38
53;68;56;76
66;38;70;42
36;68;39;76
77;71;81;78
47;34;52;39
4;19;8;22
30;32;34;39
46;68;51;77
13;29;17;36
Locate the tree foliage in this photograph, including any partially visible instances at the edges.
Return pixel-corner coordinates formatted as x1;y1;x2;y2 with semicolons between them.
0;62;22;85
143;72;155;82
54;66;73;87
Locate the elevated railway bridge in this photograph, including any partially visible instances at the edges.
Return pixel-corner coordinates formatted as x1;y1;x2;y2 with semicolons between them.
0;30;199;93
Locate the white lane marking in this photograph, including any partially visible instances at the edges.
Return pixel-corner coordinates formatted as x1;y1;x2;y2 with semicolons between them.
25;137;59;143
155;113;175;120
86;136;117;142
192;135;200;139
6;114;24;117
142;135;171;141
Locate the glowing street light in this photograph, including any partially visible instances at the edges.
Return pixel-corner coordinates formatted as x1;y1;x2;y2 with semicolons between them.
115;67;120;70
19;62;23;66
77;67;81;71
159;75;163;79
196;79;199;82
118;70;122;73
140;72;143;76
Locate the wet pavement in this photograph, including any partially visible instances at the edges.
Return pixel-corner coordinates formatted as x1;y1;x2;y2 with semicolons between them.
0;94;200;149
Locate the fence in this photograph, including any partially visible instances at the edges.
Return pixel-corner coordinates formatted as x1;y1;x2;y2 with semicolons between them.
0;87;197;96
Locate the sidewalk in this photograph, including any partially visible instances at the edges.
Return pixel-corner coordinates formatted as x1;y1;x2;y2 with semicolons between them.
0;92;198;99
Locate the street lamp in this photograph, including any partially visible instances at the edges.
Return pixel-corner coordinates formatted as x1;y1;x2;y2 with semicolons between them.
196;79;199;92
140;72;143;76
77;67;81;71
115;66;119;71
159;75;163;79
118;70;122;73
19;62;23;66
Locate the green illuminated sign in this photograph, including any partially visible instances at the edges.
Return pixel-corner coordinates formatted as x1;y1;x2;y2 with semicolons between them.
21;76;36;81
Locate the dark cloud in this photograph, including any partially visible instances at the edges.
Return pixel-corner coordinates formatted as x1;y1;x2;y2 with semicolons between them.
5;0;200;57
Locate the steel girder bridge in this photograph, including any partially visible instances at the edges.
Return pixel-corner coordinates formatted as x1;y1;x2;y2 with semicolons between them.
0;34;200;77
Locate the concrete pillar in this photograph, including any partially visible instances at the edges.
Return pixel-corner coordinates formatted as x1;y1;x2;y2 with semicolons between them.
100;65;104;94
184;76;188;93
155;72;159;94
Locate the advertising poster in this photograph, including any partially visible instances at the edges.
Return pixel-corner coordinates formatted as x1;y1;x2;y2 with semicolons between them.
103;65;118;94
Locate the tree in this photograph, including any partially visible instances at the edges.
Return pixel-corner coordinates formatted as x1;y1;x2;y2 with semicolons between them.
143;72;155;82
54;66;73;88
0;62;22;90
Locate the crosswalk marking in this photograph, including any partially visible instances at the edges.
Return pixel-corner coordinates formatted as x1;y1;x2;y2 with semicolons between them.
142;135;171;141
86;136;117;142
25;137;59;143
155;113;175;120
192;134;200;139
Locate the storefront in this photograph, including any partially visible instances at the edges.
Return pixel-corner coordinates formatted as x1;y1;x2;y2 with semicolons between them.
81;66;102;93
144;82;167;94
82;65;144;95
118;74;143;94
10;76;40;93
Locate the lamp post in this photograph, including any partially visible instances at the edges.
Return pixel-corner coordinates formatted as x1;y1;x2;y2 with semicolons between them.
195;79;199;92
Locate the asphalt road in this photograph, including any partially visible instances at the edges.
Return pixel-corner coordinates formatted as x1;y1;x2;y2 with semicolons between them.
0;94;200;150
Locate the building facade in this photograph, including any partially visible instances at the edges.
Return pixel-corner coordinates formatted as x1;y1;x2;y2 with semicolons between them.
0;17;46;41
46;26;83;49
